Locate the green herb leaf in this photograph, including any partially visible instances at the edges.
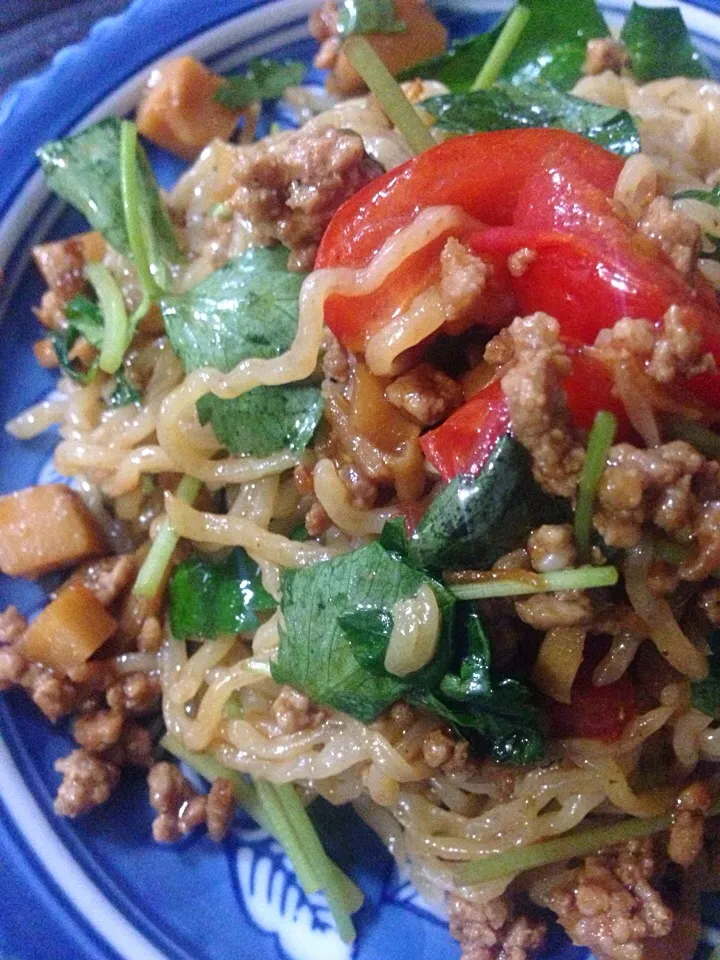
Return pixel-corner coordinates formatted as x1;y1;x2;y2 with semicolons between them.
574;410;617;559
378;515;410;558
196;383;323;457
408;434;569;571
337;0;406;37
672;188;720;264
620;3;711;83
50;294;104;383
272;541;456;722
109;369;142;407
424;82;640;157
691;631;720;719
214;58;306;110
400;0;609;92
169;548;275;641
338;608;395;674
162;248;323;457
38;117;180;266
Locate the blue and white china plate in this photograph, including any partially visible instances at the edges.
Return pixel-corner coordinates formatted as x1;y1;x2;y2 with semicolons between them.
2;2;720;958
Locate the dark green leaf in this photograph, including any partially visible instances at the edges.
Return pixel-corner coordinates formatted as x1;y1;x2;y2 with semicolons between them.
337;0;405;37
691;631;720;719
37;117;180;264
620;3;711;83
49;293;105;384
408;434;570;571
439;609;491;700
425;82;640;157
272;541;456;722
378;515;410;558
400;0;609;92
109;369;142;407
197;384;323;457
163;248;322;458
214;58;306;110
338;608;395;674
169;549;275;641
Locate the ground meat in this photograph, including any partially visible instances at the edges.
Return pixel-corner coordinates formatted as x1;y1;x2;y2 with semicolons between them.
230;126;381;271
104;721;155;768
136;616;163;653
72;554;137;606
515;591;595;630
385;363;463;426
669;781;713;868
448;893;547;960
593;441;719;550
106;671;161;715
304;500;332;538
492;314;585;497
322;331;350;385
147;761;207;843
206;778;237;842
439;238;489;331
293;462;316;497
260;685;327;737
507;248;537;278
22;663;81;722
583;37;630;76
0;606;27;646
594;308;715;385
338;462;379;509
527;524;577;573
547;838;672;960
54;749;121;817
0;646;27;691
73;708;124;753
638;197;702;278
680;501;720;580
422;728;470;773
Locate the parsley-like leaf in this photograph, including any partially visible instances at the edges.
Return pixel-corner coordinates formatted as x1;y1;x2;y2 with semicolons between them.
336;0;406;37
620;3;711;83
425;83;640;158
691;631;720;719
109;369;142;407
214;58;306;110
162;248;323;457
169;548;275;641
50;294;104;384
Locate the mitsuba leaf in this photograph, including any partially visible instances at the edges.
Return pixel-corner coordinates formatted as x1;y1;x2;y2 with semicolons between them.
272;541;456;722
50;294;104;384
408;434;570;571
620;3;711;83
337;0;406;37
37;117;180;264
425;83;640;157
162;247;323;457
338;608;395;674
413;609;545;765
378;515;410;558
691;631;720;719
109;369;142;407
400;0;609;92
169;548;275;641
214;58;306;110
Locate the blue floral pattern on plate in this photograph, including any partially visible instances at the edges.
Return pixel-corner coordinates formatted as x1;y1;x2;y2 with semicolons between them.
2;2;720;958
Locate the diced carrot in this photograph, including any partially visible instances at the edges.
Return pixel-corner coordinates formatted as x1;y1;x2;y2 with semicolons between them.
137;56;241;160
32;232;105;302
326;0;448;95
0;484;107;579
20;582;117;673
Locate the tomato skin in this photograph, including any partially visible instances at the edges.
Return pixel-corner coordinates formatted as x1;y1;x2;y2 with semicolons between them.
548;641;637;742
316;130;624;270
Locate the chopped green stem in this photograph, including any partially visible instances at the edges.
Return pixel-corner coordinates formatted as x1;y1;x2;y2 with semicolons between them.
471;5;531;91
651;532;695;566
119;120;161;300
344;36;435;155
84;262;128;375
574;411;617;560
664;415;720;461
447;565;618;600
458;798;720;884
133;475;201;597
255;781;323;895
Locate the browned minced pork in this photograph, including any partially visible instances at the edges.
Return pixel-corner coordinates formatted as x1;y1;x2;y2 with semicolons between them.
507;248;538;278
73;708;125;753
546;838;672;960
304;500;332;538
71;554;138;606
593;441;720;558
439;238;489;332
421;728;470;773
638;197;702;278
21;662;82;722
147;762;236;843
322;330;350;385
258;685;328;738
0;605;27;645
583;37;630;76
0;606;28;692
337;462;380;509
526;524;577;573
106;671;161;715
668;781;714;868
230;126;381;271
594;308;715;385
489;314;585;497
448;893;547;960
104;721;155;768
54;749;121;817
385;363;463;426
